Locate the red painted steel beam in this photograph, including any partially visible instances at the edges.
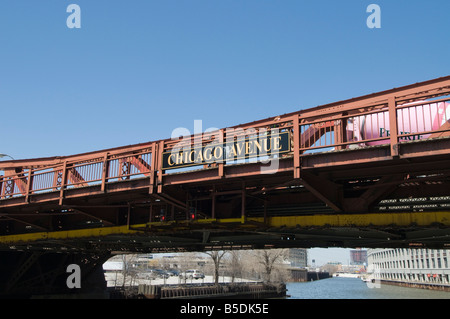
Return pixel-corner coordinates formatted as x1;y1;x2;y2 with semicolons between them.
68;168;88;187
300;171;343;212
388;96;399;157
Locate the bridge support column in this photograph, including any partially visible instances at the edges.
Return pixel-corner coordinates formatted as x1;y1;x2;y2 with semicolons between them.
211;186;216;219
241;183;246;220
0;250;110;298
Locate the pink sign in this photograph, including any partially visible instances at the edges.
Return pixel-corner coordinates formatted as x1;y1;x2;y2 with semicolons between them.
347;101;450;146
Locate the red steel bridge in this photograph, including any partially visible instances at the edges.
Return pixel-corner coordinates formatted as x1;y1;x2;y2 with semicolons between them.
1;76;450;296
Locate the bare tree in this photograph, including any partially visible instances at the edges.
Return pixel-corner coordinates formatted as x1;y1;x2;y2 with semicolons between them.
120;254;138;287
254;249;288;283
204;250;228;285
227;250;244;283
176;252;199;271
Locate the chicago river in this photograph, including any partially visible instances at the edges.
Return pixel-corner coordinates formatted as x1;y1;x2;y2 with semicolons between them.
287;277;450;299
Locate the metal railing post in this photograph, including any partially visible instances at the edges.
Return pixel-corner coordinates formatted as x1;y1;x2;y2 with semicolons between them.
149;142;157;194
101;152;109;193
59;161;68;205
218;129;224;178
388;96;399;157
157;141;164;193
293;115;301;179
25;169;33;202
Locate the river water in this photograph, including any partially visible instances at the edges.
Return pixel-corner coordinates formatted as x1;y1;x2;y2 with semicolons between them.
286;277;450;299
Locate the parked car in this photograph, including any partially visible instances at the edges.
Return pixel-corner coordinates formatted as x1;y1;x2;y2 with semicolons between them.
154;269;170;279
136;269;159;280
179;269;205;280
166;269;180;277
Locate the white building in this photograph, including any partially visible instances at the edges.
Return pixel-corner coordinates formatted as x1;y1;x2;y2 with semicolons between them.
367;248;450;289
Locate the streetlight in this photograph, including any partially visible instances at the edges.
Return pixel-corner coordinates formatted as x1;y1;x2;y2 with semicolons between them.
0;154;14;160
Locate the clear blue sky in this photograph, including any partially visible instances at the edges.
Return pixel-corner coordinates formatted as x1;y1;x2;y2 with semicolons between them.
1;0;449;160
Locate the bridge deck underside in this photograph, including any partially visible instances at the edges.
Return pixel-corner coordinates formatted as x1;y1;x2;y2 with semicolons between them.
2;214;450;253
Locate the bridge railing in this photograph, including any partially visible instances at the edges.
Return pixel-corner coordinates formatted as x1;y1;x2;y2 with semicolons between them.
0;148;155;200
396;97;450;142
0;171;30;198
296;98;450;154
106;151;152;182
298;102;391;152
31;167;63;193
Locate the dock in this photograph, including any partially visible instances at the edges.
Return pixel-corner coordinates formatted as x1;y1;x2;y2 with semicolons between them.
109;282;287;299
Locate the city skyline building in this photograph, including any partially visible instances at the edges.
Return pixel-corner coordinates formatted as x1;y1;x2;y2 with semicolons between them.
350;249;368;265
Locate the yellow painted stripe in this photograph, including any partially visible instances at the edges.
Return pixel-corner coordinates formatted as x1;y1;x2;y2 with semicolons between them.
248;211;450;228
0;212;448;245
0;225;144;245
